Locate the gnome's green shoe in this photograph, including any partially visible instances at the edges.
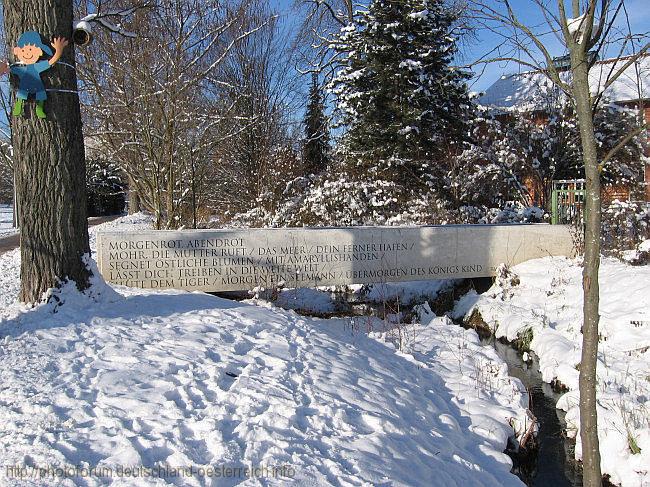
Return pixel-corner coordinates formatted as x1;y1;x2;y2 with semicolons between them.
12;99;24;117
35;101;47;119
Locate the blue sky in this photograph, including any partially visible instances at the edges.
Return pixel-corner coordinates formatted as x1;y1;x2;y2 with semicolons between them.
459;0;650;92
1;0;647;129
271;0;650;92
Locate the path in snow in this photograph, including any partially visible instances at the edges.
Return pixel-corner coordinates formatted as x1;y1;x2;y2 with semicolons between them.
0;214;122;256
0;289;527;487
0;214;529;487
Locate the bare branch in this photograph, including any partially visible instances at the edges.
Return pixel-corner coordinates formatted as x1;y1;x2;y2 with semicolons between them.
599;120;649;170
601;42;650;91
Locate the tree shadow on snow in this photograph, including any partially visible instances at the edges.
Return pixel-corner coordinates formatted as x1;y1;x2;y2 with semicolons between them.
0;289;249;339
282;316;524;487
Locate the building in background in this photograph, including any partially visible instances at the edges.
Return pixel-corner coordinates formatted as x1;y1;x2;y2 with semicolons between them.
479;54;650;204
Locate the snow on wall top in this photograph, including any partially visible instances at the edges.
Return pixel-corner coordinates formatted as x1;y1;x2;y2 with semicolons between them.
478;55;650;111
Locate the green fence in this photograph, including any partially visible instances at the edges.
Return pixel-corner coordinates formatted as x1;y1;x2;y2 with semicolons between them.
551;179;585;225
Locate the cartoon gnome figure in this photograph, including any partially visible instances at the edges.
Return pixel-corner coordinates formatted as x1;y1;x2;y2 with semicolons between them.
0;31;69;119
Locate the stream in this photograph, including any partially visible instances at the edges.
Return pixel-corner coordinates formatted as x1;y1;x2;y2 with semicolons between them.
484;337;583;486
453;278;584;485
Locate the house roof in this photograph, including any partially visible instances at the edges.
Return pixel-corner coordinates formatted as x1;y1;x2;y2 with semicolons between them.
478;54;650;111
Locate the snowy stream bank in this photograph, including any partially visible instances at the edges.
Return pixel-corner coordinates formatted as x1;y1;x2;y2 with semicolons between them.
453;258;650;487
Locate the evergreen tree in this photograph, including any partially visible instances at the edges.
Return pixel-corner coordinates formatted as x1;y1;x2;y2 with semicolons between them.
329;0;471;206
303;74;330;175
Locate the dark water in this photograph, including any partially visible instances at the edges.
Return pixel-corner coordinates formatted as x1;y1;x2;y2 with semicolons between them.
484;338;583;486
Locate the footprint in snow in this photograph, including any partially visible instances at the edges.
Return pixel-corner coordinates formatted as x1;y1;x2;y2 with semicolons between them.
232;339;254;355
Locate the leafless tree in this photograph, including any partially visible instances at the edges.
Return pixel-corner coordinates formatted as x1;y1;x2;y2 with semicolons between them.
466;1;649;484
0;138;13;205
0;79;13;206
78;0;270;229
3;0;94;302
291;0;354;80
0;23;14;209
210;0;304;220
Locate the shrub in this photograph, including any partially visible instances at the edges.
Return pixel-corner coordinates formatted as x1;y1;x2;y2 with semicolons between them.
601;200;650;253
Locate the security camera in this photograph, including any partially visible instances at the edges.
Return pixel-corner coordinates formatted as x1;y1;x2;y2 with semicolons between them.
72;21;93;47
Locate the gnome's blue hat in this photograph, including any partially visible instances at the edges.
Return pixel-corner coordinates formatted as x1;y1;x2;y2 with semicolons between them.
16;31;53;57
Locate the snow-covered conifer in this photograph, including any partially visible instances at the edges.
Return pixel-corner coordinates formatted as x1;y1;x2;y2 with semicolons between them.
303;74;331;176
328;0;471;214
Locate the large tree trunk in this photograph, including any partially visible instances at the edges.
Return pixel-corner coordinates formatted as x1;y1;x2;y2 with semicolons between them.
4;0;91;303
572;52;603;485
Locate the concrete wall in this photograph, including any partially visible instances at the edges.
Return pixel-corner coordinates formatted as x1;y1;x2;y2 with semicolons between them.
97;224;576;293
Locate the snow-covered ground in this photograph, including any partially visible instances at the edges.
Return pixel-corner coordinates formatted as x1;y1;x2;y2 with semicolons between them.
453;256;650;487
0;204;17;238
0;214;530;486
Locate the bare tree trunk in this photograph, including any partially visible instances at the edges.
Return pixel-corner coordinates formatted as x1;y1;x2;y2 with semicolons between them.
127;176;141;214
4;0;91;303
12;170;18;228
572;52;603;486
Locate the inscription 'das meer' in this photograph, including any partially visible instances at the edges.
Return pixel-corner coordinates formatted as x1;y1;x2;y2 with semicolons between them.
97;225;574;293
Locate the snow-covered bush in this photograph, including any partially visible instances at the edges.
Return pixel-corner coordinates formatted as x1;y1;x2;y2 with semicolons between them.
415;203;546;225
445;109;534;209
232;173;457;227
602;200;650;254
454;203;546;224
454;100;646;211
233;182;547;228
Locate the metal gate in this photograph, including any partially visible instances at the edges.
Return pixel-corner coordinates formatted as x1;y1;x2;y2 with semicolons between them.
551;179;585;225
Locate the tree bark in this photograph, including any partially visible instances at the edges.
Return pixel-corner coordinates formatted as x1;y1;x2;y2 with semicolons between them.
571;51;603;486
4;0;91;303
127;175;141;215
